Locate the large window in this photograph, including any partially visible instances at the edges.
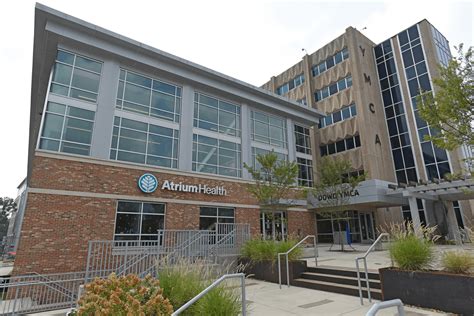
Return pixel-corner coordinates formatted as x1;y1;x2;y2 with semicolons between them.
116;69;182;123
251;110;287;148
110;117;179;168
39;102;95;156
193;93;241;137
297;157;313;187
320;135;361;156
312;48;349;77
50;50;102;103
314;75;352;102
192;134;241;177
252;147;287;170
199;207;235;230
375;39;418;185
275;74;305;95
398;25;451;181
114;201;165;240
294;125;312;155
319;103;357;128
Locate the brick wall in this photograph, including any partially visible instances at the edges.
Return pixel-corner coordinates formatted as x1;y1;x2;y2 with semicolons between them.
13;193;116;275
13;154;313;275
287;211;315;238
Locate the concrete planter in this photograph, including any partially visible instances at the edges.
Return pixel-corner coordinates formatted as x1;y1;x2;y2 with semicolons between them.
379;268;474;315
239;257;307;285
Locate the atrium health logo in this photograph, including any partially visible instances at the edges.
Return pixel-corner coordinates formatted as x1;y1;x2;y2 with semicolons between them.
138;173;158;193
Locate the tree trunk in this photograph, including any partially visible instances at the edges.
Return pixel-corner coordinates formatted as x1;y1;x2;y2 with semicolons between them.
338;221;344;251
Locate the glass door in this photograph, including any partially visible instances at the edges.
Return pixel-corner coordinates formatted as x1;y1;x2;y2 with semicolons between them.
260;211;287;240
359;212;375;243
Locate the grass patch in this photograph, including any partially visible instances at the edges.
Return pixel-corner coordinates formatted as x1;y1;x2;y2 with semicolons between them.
389;235;433;270
158;260;242;316
441;250;474;275
240;238;303;262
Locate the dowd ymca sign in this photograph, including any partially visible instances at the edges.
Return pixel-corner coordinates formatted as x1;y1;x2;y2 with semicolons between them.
138;173;227;196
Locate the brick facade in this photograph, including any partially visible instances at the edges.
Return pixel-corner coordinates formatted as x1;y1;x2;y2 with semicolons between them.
14;154;315;275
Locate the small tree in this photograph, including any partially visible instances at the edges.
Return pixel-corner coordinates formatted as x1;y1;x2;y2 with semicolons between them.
244;151;299;239
310;157;365;251
417;44;473;171
0;197;17;241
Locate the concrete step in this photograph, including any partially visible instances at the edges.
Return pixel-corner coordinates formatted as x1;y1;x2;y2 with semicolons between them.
299;272;381;289
292;278;383;300
306;266;380;280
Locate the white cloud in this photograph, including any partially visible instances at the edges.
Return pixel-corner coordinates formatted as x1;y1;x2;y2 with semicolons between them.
0;0;471;197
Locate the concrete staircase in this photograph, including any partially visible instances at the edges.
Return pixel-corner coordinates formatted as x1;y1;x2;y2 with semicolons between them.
292;266;382;300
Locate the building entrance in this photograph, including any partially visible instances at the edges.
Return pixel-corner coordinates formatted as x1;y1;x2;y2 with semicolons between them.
359;211;376;243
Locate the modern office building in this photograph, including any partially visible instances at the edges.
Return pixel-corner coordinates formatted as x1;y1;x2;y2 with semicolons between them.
13;4;323;275
12;4;473;277
262;20;473;243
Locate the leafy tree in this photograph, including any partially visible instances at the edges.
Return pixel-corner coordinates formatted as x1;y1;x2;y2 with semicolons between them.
243;151;299;213
309;157;365;251
0;197;17;241
417;44;473;152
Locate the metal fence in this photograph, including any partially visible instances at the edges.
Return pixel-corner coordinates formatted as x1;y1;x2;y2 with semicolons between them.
0;271;85;315
85;223;250;280
1;224;251;315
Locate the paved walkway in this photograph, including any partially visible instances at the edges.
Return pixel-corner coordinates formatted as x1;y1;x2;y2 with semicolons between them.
245;279;448;316
304;243;474;271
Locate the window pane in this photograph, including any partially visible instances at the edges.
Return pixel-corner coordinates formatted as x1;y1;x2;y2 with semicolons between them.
115;213;140;235
40;139;60;151
57;50;74;64
141;215;164;234
124;83;151;106
71;68;100;93
41;113;63;139
75;56;102;73
52;63;72;85
200;207;217;216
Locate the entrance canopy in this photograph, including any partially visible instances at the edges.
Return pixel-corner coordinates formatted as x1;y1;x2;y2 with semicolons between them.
385;178;474;201
308;179;408;211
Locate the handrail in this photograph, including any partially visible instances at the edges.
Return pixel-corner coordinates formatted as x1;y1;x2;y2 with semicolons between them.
171;273;246;316
355;233;389;305
278;235;318;289
366;299;405;316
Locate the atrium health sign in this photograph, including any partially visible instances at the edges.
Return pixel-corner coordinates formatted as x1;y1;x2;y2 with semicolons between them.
138;173;226;196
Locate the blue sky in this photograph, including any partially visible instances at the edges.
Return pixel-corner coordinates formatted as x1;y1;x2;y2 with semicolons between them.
0;0;472;197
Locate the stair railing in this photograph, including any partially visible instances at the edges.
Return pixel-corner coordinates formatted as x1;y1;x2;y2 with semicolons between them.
171;273;246;316
366;299;405;316
355;233;389;305
278;235;318;289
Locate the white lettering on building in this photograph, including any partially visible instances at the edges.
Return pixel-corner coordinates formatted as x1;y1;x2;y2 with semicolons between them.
161;180;226;196
317;189;360;201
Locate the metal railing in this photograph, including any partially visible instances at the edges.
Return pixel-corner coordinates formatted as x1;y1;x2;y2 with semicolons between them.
0;271;86;315
85;224;251;280
171;273;246;316
366;299;405;316
278;235;318;289
355;233;390;305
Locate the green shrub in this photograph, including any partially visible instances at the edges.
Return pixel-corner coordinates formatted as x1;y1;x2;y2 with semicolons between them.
441;251;474;274
240;238;302;262
389;235;433;270
158;260;241;316
194;287;241;316
74;273;173;315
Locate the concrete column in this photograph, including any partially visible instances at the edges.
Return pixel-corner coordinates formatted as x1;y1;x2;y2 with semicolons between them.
408;196;422;236
287;118;296;162
178;84;194;172
241;103;251;179
444;201;462;245
91;60;120;159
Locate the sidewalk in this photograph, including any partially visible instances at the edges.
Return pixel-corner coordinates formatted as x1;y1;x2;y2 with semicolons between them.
245;279;448;316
